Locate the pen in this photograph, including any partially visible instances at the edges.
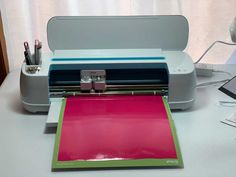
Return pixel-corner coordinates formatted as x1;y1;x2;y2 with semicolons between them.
35;40;42;65
34;40;39;65
24;41;34;65
24;51;32;65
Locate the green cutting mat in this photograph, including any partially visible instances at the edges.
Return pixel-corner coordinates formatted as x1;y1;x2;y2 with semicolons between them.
52;97;183;170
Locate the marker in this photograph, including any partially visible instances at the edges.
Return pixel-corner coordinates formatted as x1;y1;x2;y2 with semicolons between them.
38;41;42;65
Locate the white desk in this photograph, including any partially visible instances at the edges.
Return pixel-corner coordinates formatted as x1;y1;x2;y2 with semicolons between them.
0;65;236;177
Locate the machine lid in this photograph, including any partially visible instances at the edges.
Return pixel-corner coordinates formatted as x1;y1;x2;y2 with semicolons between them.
47;15;189;52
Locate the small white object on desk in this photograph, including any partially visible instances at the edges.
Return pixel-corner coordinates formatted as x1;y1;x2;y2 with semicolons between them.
221;111;236;128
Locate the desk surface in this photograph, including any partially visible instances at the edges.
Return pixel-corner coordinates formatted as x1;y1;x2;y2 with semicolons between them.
0;65;236;177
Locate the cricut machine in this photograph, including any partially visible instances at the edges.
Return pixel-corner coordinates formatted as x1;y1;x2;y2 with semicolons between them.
20;15;196;127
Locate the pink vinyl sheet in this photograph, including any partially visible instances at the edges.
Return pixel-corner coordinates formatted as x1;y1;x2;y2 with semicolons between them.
58;95;177;161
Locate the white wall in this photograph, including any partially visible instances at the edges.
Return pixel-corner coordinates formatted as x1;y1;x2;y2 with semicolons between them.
0;0;235;71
